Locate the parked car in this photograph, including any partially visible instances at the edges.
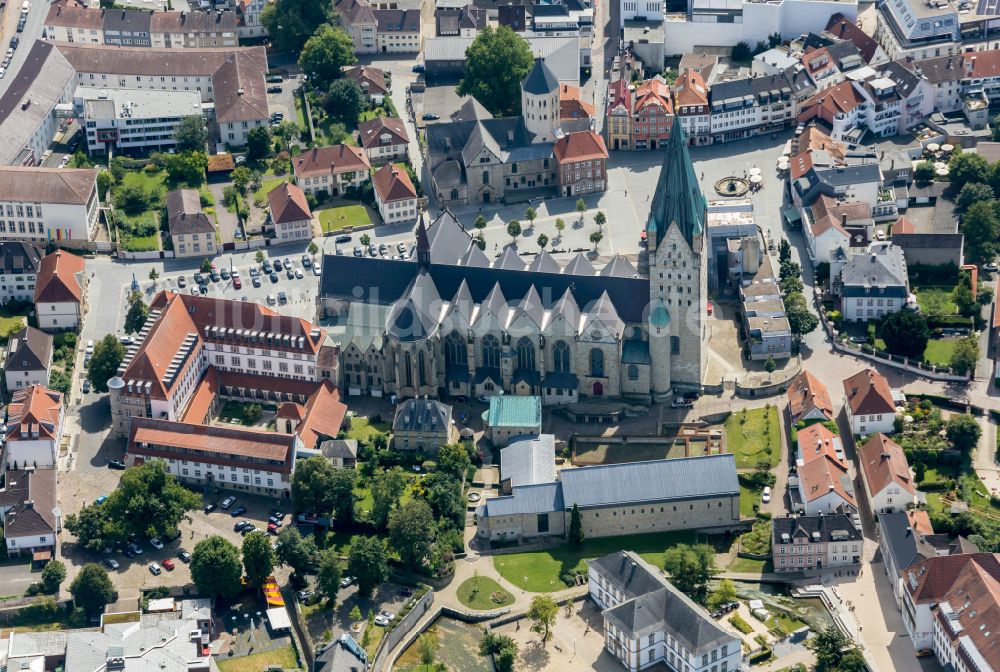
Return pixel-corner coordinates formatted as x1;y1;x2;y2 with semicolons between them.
295;268;304;279
178;550;192;563
220;268;231;280
104;558;120;570
149;562;162;576
86;339;95;354
267;86;283;93
240;525;257;536
286;267;295;279
204;503;217;513
335;234;352;243
149;537;164;550
266;294;276;305
210;270;220;282
278;291;288;304
761;486;771;503
230;506;247;517
269;272;279;283
396;242;406;254
273;259;283;271
374;611;394;627
233;277;242;289
177;276;187;288
267;522;279;534
194;273;205;284
421;113;439;121
162;559;175;571
123;546;136;558
108;460;126;470
234;520;250;532
301;255;312;267
82;380;92;393
313;264;322;276
412;63;425;72
127;542;144;555
221;496;236;509
353;246;363;257
297;590;313;602
262;260;273;273
340;576;354;588
266;75;283;83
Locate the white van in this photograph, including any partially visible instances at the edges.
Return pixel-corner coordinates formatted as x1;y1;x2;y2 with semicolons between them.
761;486;772;503
21;1;30;13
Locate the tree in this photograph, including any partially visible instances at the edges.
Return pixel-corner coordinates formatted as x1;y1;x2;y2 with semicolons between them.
731;41;752;62
200;258;213;273
953;280;978;317
961;199;1000;265
232;166;253;196
324;78;366;124
370;466;407;529
946;414;981;452
360;233;371;247
764;355;777;374
880;310;930;359
590;230;603;250
506;219;522;241
242;530;275;587
527;595;558;645
273;120;300;154
457;26;533;116
164;151;208;186
568;503;584;546
708;578;737;609
950;335;980;376
174;116;208;152
554;217;565;238
480;633;518;672
291;460;356;525
264;0;335;53
256;250;266;264
525;207;536;228
779;238;791;263
537;233;549;249
914;460;926;483
246;127;272;162
956;182;995;212
474;214;487;231
316;548;343;598
423;472;465;530
347;536;389;599
349;605;363;623
663;544;716;600
64;504;119;552
308;241;319;256
785;292;818;336
388;500;436;570
115;184;152;216
87;334;126;393
275;526;318;574
417;633;437;666
191;536;242;598
102;461;200;540
993;113;1000;142
97;171;113;200
914;160;935;184
123;291;149;335
575;198;587;222
437;443;471;479
41;560;66;593
836;649;868;672
768;31;782;47
474;235;486;250
810;626;858;671
69;564;115;613
594;210;607;228
948;151;991;192
148;268;159;286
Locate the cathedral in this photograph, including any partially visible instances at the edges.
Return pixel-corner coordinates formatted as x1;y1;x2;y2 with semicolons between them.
317;123;707;403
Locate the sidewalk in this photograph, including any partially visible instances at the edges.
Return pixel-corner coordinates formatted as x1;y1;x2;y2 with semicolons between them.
973;414;1000;497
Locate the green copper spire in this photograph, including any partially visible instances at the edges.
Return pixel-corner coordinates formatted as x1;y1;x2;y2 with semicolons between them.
646;123;706;248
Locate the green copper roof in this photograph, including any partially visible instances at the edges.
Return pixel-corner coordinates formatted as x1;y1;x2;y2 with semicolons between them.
649;301;671;328
646;123;706;248
486;395;542;428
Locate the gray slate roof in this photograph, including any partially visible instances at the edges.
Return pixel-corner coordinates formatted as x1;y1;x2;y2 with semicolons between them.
772;514;862;545
0;242;43;275
392;397;453;433
500;434;555;487
878;511;925;572
5;325;53;373
561;454;738;509
482;481;563;516
319;439;358;460
840;243;908;290
522;58;559;95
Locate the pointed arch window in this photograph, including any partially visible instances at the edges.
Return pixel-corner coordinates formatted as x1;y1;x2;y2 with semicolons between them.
552;340;570;373
482;335;500;368
590;348;604;377
418;351;427;386
404;351;413;388
516;336;535;372
445;331;467;367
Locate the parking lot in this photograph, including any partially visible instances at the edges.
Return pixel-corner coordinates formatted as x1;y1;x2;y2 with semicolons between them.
60;489;292;596
300;577;418;653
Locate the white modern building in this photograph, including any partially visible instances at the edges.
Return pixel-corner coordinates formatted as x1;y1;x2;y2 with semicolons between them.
589;550;743;672
661;0;858;56
78;87;203;153
0;168;100;245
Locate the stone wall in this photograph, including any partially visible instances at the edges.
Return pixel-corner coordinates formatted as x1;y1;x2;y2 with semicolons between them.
578;495;740;538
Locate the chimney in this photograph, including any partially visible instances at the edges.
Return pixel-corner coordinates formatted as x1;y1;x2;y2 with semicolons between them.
841;213;847;227
24;500;34;510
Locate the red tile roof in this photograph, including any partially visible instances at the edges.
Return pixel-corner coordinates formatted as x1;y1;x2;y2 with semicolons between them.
373;163;417;203
634;77;673;115
825;13;880;63
296;380;347;449
5;385;62;442
798;81;866;124
798;453;855;507
559;83;595;119
553;130;608;163
893;216;916;234
606;79;633;115
343;65;388;96
844;368;895;416
796;422;843;467
906;553;1000;604
935;557;1000;671
674;69;708;109
787;370;834;424
267;182;312;225
907;510;934;536
859;432;914;496
33;250;84;304
293;144;370;178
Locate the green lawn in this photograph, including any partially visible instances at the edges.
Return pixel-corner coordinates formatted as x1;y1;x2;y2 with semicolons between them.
725;406;781;468
121;232;160;252
217;646;299;672
347;416;391;442
740;485;760;517
217;400;263;426
765;612;806;635
319;205;372;233
254;175;292;204
492;530;695;592
455;576;513;610
364;624;385;658
0;304;30;339
923;338;959;366
354;481;413;515
728;556;772;573
914;286;957;316
121;169;168;193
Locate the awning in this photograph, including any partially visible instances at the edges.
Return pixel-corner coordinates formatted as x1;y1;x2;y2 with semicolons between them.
266;607;291;631
782;207;802;223
32;550;52;562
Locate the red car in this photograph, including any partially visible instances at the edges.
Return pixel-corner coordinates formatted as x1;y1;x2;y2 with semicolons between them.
233;277;242;289
267;522;279;534
161;559;175;571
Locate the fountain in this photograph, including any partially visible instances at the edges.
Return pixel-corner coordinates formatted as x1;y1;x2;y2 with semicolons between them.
714;176;750;197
